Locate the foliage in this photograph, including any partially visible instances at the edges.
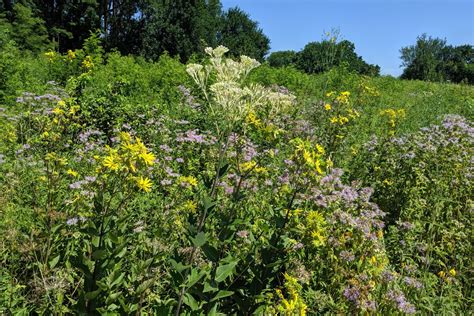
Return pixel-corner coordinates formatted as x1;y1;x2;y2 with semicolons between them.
0;42;473;315
401;34;474;84
267;50;298;68
0;2;51;52
297;39;380;76
218;7;270;62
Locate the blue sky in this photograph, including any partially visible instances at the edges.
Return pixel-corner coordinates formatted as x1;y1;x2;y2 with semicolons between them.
221;0;474;76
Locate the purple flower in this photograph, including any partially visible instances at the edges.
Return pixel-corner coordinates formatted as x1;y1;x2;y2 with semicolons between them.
66;217;79;226
343;285;361;303
404;276;423;289
161;179;172;186
339;250;355;262
386;290;416;314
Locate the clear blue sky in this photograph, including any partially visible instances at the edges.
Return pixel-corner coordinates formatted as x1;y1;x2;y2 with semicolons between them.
221;0;474;76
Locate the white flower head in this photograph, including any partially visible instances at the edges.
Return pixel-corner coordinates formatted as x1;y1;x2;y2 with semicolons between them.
205;45;229;58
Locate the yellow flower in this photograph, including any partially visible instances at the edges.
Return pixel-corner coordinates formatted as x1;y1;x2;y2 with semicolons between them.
57;100;66;107
44;51;56;61
315;144;325;154
370;256;377;264
66;169;78;177
103;154;120;171
324;103;331;111
52;108;64;115
183;200;197;213
240;160;257;172
180;175;198;187
136;177;152;192
330;117;338;124
438;271;446;278
67;50;76;60
82;55;94;69
449;269;456;277
139;151;156;166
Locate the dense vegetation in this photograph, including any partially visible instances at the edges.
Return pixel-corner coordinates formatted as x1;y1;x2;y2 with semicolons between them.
0;22;473;314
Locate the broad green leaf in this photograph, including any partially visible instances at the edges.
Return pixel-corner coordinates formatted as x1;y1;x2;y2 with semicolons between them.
215;261;238;283
210;290;234;302
49;255;60;269
192;232;207;247
183;293;199;311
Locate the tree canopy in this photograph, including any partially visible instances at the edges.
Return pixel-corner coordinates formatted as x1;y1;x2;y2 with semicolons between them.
268;39;380;76
400;34;474;84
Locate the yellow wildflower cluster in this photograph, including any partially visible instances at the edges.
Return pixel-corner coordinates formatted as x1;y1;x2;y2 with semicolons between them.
44;51;56;62
179;175;198;187
82;55;94;70
275;273;308;316
380;108;406;135
306;210;327;247
246;111;284;140
67;49;76;61
361;83;380;97
292;138;325;175
101;132;155;192
336;91;351;104
438;269;456;279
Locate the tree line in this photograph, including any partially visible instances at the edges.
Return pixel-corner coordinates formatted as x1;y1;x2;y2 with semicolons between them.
0;1;472;83
0;0;270;61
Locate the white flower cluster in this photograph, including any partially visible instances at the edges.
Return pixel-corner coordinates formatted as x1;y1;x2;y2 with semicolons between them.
186;46;296;124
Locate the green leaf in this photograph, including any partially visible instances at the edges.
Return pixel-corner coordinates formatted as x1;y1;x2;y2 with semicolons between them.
186;268;203;289
202;244;219;262
215;261;238;283
170;259;190;273
110;272;125;288
136;279;154;295
192;232;207;248
85;289;101;300
92;249;107;260
203;281;218;293
218;162;230;177
202;194;216;212
183;293;199;311
210;290;234;302
49;255;60;269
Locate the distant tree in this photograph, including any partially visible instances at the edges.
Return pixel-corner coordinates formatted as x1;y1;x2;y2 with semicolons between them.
400;34;447;81
400;34;473;83
296;39;379;76
218;7;270;61
267;50;297;68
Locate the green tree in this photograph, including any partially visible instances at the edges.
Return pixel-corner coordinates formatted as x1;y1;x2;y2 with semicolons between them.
218;7;270;61
400;34;447;81
267;50;297;68
141;0;222;62
400;34;473;83
296;39;379;76
0;2;50;52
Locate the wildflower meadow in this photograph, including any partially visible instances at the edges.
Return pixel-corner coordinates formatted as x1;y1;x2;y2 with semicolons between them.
0;36;473;315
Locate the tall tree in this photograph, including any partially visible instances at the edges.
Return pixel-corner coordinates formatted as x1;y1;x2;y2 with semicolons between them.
401;34;473;83
0;1;50;52
141;0;222;61
400;34;446;81
296;39;379;76
218;7;270;61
